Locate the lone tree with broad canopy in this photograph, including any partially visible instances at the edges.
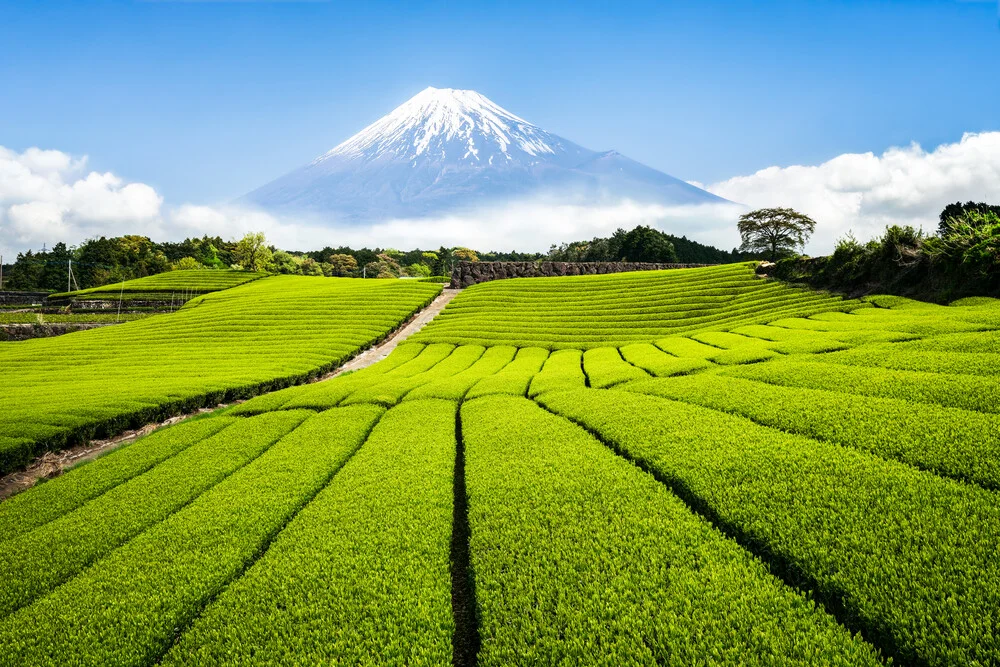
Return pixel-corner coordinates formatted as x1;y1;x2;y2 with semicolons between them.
738;208;817;261
233;232;273;272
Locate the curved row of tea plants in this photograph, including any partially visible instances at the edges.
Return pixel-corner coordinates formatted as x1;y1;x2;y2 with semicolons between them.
411;263;863;348
461;396;882;666
0;276;441;475
537;388;1000;666
48;269;267;300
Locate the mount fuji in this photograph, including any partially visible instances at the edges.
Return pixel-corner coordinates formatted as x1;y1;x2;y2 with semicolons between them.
243;87;729;221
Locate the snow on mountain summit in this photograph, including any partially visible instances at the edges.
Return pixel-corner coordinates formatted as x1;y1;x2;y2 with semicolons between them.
318;87;558;164
243;87;728;220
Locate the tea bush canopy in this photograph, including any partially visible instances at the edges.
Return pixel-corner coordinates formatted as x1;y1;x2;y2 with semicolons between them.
0;276;440;476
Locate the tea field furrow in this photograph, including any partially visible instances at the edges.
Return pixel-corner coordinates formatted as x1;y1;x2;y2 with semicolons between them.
462;396;883;666
537;388;1000;666
0;405;383;667
160;399;455;667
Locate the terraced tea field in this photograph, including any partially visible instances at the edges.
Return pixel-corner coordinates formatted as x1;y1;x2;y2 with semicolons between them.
48;269;268;303
0;276;440;475
2;263;997;666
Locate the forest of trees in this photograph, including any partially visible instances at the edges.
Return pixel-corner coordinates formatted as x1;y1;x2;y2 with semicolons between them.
547;225;758;264
0;234;545;292
1;225;753;292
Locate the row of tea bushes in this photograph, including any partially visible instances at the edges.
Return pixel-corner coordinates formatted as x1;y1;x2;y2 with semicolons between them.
538;388;1000;666
0;276;441;475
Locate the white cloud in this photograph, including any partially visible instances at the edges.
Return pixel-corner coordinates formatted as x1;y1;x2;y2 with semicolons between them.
706;131;1000;253
3;132;999;261
166;199;745;253
0;146;164;259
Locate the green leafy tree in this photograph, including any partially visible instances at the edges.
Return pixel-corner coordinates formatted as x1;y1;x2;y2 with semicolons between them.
607;226;678;263
328;253;358;277
738;208;817;261
925;210;1000;277
406;262;432;278
173;257;203;270
938;201;1000;236
364;253;401;279
233;232;273;272
299;257;324;276
453;247;479;262
270;251;299;275
6;251;45;290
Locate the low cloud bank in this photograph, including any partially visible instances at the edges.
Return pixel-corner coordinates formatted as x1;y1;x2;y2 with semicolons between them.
703;131;1000;252
3;132;1000;260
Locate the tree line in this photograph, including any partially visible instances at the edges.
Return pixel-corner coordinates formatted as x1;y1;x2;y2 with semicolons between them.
771;201;1000;300
547;225;759;264
1;224;762;293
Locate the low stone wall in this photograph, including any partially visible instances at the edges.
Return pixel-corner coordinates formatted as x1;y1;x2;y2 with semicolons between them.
449;261;716;288
0;291;48;306
0;322;113;341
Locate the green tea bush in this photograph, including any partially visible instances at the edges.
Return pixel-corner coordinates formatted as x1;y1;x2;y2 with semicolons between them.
0;411;309;618
0;277;440;474
0;406;380;666
161;400;455;666
539;388;1000;666
0;417;234;542
625;374;1000;489
462;396;882;666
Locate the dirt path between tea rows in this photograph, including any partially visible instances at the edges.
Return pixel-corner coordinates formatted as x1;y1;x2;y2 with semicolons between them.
324;288;459;378
0;288;460;500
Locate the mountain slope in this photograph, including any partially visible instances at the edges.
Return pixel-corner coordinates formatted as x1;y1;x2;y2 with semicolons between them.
243;87;728;220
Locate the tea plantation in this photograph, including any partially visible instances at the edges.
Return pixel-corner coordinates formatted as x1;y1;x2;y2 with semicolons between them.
48;269;269;302
0;275;441;475
1;263;997;666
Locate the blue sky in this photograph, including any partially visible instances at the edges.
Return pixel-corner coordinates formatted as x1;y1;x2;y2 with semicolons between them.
2;0;998;204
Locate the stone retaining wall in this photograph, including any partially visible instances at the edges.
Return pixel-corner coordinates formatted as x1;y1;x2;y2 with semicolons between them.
0;291;48;306
0;322;113;341
449;261;716;288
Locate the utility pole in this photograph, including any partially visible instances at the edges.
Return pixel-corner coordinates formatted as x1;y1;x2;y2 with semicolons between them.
1;255;4;291
68;259;72;293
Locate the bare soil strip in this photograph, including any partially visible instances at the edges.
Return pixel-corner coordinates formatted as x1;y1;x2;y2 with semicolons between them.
0;288;460;501
326;288;460;378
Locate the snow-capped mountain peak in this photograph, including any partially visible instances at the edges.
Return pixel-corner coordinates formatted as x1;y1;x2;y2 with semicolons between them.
243;86;729;220
315;87;560;165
